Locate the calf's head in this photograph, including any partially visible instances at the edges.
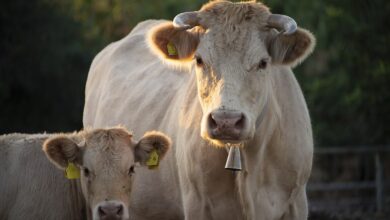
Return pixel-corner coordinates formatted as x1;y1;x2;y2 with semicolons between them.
43;127;171;220
149;0;315;146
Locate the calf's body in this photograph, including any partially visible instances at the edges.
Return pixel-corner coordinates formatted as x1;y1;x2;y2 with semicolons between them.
0;134;83;220
0;127;171;220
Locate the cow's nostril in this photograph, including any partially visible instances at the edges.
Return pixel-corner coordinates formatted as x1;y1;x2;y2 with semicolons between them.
117;205;123;215
209;114;218;129
235;114;245;130
98;206;106;216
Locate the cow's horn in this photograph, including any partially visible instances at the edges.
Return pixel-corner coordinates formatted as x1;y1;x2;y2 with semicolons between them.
267;14;297;35
173;11;200;29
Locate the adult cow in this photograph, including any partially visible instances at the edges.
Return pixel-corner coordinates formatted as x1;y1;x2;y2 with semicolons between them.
83;1;315;219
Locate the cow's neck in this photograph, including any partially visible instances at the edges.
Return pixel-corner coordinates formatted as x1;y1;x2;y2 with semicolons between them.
173;71;243;218
235;82;283;219
176;68;281;219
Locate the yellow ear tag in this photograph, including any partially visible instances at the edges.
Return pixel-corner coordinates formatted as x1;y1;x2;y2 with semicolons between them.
167;42;177;56
65;162;80;179
146;150;159;169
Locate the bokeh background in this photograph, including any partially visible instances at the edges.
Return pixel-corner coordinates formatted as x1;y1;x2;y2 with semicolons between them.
1;0;389;219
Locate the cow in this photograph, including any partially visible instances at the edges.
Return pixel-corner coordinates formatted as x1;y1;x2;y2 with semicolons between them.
0;127;171;220
83;1;315;219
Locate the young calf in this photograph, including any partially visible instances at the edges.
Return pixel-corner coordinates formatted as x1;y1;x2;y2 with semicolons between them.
0;127;171;220
44;127;171;220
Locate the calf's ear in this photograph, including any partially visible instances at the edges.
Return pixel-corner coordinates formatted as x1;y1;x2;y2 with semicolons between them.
43;135;83;169
267;28;315;67
148;22;200;62
135;131;171;165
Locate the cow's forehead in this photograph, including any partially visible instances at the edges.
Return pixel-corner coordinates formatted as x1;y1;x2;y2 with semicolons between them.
83;144;134;174
197;27;269;68
200;26;267;49
199;0;270;28
197;1;271;57
83;128;133;149
82;129;135;169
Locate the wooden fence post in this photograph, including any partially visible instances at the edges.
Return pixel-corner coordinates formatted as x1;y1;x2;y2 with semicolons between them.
375;152;384;213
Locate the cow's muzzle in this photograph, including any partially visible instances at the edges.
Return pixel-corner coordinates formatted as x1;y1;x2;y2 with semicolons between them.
94;201;129;220
207;110;246;141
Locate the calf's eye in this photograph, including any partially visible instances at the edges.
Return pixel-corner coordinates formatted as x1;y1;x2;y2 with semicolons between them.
83;167;90;177
195;56;203;66
128;165;135;176
258;58;269;70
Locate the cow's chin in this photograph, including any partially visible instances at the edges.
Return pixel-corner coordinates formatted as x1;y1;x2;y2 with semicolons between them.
200;130;253;148
201;131;248;147
210;139;244;147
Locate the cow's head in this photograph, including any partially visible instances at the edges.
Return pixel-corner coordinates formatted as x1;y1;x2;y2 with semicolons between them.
43;127;171;220
148;0;315;147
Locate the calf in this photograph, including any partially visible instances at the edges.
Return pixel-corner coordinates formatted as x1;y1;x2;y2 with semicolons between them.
0;127;171;220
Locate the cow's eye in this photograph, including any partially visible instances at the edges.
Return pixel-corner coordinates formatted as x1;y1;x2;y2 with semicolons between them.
83;167;90;177
195;56;203;66
258;58;269;70
128;165;135;176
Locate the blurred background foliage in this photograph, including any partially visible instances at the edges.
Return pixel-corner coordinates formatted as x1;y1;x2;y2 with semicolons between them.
0;0;389;146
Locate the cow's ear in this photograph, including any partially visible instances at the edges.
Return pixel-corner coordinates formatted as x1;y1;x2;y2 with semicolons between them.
268;28;315;67
43;136;83;169
134;131;171;165
148;22;200;62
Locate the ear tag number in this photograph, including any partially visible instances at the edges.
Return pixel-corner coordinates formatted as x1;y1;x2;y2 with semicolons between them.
65;162;80;179
146;150;159;169
167;42;177;56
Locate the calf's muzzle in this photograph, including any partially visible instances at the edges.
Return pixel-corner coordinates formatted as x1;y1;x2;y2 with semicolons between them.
97;201;125;220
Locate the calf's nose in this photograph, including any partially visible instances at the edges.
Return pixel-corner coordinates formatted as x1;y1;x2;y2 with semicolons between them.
98;203;124;220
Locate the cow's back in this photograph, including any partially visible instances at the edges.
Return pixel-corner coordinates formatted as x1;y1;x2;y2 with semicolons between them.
0;134;77;220
83;20;190;138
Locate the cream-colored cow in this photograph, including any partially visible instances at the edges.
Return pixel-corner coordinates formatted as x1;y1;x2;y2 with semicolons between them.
84;1;315;219
0;127;171;220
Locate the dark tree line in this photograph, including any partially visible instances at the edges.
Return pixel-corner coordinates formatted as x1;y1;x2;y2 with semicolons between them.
0;0;389;146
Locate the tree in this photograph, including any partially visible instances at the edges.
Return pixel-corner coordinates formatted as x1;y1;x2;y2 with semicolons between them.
1;0;389;145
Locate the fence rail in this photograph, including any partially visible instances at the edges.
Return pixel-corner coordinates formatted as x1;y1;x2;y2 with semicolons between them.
314;146;390;154
308;146;390;213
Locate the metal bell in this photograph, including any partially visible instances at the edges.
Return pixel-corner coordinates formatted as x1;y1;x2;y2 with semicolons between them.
224;146;242;171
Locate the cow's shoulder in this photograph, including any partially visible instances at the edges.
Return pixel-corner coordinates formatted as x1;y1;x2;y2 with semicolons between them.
0;133;50;144
0;133;50;152
111;20;168;59
88;20;167;73
0;133;51;166
97;19;168;58
0;133;29;142
0;133;76;220
130;19;168;36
